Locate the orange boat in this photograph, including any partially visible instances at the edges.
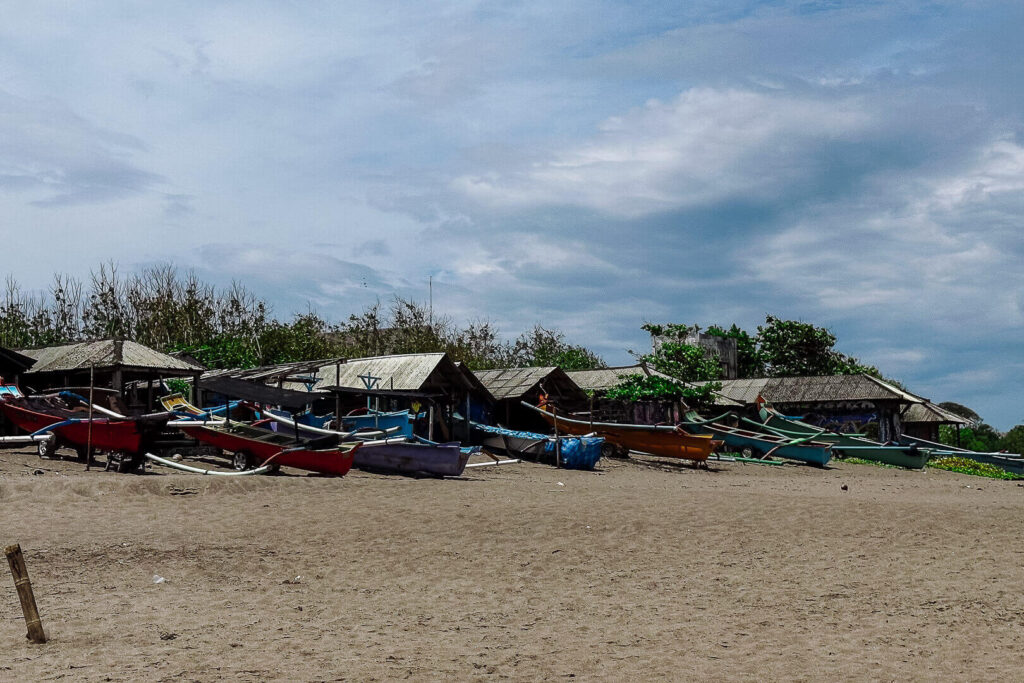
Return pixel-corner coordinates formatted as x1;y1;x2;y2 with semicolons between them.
522;402;719;462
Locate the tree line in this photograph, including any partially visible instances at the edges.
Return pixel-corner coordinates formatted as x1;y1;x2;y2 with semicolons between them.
0;264;605;372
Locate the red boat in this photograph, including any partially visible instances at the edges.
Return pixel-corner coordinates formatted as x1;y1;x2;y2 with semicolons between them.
176;421;360;476
0;393;171;463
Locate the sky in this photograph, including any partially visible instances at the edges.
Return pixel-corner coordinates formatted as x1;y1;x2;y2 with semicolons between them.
1;1;1022;428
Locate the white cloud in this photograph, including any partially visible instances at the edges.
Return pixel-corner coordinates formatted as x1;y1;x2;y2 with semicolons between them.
453;88;873;217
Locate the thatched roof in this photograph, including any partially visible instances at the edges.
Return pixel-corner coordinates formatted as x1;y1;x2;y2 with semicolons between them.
473;366;586;402
902;401;970;425
22;340;202;375
717;374;923;406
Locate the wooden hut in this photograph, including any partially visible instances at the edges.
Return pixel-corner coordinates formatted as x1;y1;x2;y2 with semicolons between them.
473;366;586;431
901;401;970;442
316;353;494;441
19;340;203;413
716;374;924;441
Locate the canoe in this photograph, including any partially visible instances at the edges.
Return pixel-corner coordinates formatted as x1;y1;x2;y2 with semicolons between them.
899;434;1024;475
522;402;717;462
678;412;832;466
341;410;414;438
354;440;472;476
753;404;929;469
176;421;359;476
471;422;603;470
0;393;171;459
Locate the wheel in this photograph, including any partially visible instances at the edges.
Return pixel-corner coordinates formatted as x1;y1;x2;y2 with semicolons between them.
37;438;56;458
740;446;755;459
233;451;252;471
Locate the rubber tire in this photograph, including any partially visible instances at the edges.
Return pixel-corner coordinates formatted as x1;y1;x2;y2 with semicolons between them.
38;439;55;458
740;446;755;459
233;451;252;471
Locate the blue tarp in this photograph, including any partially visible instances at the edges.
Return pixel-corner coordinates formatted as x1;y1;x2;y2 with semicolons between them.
472;422;603;470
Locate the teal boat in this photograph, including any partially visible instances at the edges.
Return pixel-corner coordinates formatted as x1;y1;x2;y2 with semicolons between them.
752;404;930;469
679;412;832;466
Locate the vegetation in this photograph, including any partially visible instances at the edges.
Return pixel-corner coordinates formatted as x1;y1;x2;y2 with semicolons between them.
603;373;719;408
0;264;606;372
929;456;1021;480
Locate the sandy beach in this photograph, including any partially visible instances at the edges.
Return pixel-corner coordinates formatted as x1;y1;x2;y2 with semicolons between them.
2;446;1022;681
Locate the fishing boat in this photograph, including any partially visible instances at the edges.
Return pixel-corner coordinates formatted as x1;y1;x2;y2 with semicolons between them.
341;409;414;438
0;392;171;466
678;412;832;466
751;401;929;469
471;421;603;469
353;439;474;476
522;402;718;462
899;434;1024;475
175;421;359;476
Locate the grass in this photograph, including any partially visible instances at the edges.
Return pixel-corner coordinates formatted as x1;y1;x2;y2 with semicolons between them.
928;456;1022;480
838;457;901;469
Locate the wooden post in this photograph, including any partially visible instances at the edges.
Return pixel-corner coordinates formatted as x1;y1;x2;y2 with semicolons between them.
553;403;561;468
85;364;95;470
4;544;46;644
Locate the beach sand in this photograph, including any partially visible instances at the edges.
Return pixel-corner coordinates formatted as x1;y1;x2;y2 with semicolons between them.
2;446;1022;681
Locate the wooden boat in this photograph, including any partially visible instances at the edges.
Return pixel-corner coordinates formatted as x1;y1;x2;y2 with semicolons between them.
522;402;717;462
471;421;603;469
176;421;359;476
900;434;1024;475
341;409;414;438
0;393;171;465
751;403;929;469
678;412;832;466
353;440;473;477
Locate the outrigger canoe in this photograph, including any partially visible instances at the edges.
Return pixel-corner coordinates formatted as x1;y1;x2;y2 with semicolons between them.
751;402;929;469
522;402;718;462
678;412;832;466
0;392;171;465
176;421;359;476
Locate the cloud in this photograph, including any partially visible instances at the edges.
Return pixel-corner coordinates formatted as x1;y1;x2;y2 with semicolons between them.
0;89;160;206
452;88;875;217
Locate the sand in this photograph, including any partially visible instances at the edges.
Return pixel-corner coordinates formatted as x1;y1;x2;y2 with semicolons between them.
1;445;1022;681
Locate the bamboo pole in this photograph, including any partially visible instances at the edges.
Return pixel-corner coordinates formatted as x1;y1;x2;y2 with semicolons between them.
4;544;46;643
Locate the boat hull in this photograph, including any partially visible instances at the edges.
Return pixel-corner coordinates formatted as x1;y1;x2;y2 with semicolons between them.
353;441;470;476
758;409;928;469
177;423;357;476
0;399;169;454
528;404;716;462
680;419;832;466
473;423;603;469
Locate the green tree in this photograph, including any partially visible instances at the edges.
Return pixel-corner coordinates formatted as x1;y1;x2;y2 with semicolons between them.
512;325;605;370
998;425;1024;454
706;323;764;378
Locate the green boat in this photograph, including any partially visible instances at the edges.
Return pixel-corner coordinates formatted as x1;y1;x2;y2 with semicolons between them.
679;411;832;466
752;402;930;469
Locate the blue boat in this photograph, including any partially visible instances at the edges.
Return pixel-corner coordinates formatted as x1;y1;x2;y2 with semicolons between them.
471;422;603;470
341;410;414;438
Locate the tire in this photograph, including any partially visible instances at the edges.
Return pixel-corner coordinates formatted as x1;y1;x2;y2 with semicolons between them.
37;438;55;458
233;451;252;471
740;446;755;459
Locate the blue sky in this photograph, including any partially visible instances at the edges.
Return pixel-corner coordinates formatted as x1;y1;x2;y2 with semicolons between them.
2;2;1022;427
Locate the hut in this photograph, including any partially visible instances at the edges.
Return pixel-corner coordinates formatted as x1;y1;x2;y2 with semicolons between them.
901;401;971;443
0;346;34;385
317;353;494;441
716;374;924;441
473;366;586;431
19;340;203;413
